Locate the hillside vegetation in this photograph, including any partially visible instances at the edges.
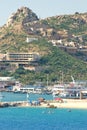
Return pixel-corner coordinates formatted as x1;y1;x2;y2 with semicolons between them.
0;7;87;84
1;38;86;85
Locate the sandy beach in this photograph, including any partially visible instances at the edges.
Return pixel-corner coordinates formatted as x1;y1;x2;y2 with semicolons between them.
23;99;87;109
42;99;87;109
21;99;87;109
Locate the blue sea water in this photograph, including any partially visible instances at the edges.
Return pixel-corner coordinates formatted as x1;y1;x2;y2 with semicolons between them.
0;107;87;130
1;92;53;102
0;92;87;130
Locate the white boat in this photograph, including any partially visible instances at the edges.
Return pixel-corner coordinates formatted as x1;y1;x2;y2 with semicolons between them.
13;81;22;92
52;84;66;98
52;77;87;99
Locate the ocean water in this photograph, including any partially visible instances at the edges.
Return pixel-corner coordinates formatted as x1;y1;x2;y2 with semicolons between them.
1;92;53;102
0;107;87;130
0;92;87;130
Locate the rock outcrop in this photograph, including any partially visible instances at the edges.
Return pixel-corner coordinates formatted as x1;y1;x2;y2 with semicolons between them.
6;6;39;27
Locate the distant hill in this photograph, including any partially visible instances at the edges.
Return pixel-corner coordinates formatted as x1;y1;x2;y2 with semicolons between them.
0;7;87;84
23;11;87;44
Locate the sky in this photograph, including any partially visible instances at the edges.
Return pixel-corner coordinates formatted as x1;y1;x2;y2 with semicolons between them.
0;0;87;26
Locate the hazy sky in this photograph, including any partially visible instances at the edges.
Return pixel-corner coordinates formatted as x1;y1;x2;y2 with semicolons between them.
0;0;87;26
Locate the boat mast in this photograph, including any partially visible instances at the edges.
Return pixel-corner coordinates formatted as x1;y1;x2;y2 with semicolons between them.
71;76;75;84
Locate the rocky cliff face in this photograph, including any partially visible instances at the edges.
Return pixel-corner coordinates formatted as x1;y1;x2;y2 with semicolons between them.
5;7;87;43
6;7;39;27
1;7;87;57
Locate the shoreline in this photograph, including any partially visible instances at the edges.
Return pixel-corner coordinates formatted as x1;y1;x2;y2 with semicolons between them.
40;99;87;109
25;99;87;109
1;99;87;109
47;99;87;109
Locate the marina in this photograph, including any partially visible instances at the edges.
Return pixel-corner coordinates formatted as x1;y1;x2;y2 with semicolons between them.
0;75;87;109
0;91;87;109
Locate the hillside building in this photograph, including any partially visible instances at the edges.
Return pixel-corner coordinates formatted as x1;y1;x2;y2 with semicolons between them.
0;52;40;71
6;52;40;62
26;37;38;43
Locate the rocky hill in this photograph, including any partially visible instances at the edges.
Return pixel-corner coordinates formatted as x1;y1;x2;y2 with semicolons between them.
4;6;87;61
0;7;87;83
0;7;87;52
0;7;39;48
6;6;39;27
23;11;87;43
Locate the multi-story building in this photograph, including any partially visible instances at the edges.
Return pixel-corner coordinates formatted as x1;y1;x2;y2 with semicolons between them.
6;52;40;63
0;52;40;71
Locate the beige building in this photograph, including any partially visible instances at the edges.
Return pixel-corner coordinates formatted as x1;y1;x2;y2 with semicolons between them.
6;53;40;62
0;53;40;70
